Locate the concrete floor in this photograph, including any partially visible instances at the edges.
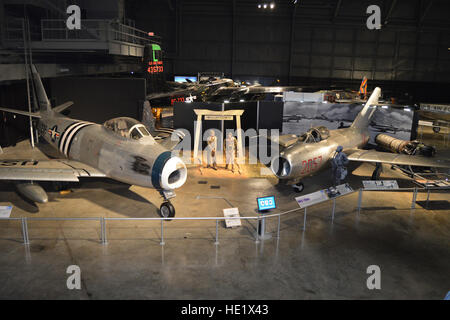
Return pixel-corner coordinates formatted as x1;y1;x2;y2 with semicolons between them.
0;127;449;300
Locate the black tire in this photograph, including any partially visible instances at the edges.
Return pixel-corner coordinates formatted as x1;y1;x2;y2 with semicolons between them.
293;182;304;193
432;126;440;133
160;201;175;220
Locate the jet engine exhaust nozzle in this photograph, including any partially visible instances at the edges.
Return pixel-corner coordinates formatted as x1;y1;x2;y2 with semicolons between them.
271;156;292;178
160;156;187;190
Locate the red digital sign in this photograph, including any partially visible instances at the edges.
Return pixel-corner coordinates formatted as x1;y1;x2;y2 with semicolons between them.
147;60;163;74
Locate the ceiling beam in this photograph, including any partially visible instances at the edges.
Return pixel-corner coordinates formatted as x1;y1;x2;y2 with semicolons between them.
384;0;397;25
332;0;343;23
418;0;433;28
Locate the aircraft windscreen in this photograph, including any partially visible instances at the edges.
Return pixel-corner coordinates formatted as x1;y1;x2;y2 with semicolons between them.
104;117;153;141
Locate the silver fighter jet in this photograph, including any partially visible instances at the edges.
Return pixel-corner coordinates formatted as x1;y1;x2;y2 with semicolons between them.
270;87;450;192
0;65;187;218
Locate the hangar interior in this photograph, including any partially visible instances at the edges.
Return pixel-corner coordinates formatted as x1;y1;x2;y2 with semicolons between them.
0;0;449;300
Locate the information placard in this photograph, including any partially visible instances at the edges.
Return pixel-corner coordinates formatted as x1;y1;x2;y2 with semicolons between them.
0;206;12;218
223;207;242;228
295;190;329;208
296;184;354;208
363;180;399;190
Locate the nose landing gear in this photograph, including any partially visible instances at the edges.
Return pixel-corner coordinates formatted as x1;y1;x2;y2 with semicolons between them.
158;189;176;220
292;182;304;193
160;201;175;219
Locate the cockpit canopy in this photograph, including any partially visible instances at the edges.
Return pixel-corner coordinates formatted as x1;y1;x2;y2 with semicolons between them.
298;126;330;143
103;117;153;141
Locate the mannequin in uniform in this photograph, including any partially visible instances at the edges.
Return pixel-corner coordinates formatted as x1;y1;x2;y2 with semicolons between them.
224;132;238;173
206;130;217;170
331;145;349;186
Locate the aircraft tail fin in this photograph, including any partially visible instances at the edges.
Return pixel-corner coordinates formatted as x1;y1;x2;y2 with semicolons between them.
30;64;51;112
359;76;368;96
351;87;381;130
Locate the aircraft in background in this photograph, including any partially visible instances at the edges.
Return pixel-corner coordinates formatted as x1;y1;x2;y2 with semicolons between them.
270;87;450;192
0;65;187;218
418;103;450;133
146;76;315;106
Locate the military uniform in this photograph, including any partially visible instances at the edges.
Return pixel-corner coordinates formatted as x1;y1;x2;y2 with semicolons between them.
331;146;349;186
224;134;238;172
206;132;217;169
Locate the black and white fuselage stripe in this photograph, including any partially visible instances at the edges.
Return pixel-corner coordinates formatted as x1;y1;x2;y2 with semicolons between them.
59;121;93;157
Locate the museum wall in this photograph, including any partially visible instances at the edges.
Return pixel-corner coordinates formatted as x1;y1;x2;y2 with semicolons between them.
127;0;450;97
50;78;146;123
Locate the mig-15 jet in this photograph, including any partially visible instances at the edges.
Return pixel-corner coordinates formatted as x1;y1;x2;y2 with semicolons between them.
0;65;187;218
270;87;450;192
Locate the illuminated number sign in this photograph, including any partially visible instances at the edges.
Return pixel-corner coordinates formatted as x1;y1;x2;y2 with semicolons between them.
170;97;185;105
257;196;276;211
147;44;164;74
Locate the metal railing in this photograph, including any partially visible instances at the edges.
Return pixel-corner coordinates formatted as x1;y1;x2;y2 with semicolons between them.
0;187;448;246
5;18;160;46
40;19;158;45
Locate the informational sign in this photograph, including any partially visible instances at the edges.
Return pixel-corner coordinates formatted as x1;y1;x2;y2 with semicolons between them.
204;115;234;121
223;207;241;228
0;206;12;218
295;190;328;208
257;196;276;211
363;180;399;190
296;183;354;208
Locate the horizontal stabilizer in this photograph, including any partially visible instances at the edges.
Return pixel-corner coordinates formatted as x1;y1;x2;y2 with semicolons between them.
0;106;41;118
53;101;74;113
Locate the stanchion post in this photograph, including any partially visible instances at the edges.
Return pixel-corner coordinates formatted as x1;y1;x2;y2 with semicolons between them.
276;214;281;239
426;189;431;209
303;207;307;231
160;219;165;246
100;217;108;245
331;198;336;223
255;215;260;243
21;217;29;245
411;187;417;209
357;189;363;214
214;219;219;245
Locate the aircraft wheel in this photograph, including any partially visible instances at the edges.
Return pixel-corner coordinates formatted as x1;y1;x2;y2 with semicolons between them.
160;201;175;220
432;121;440;133
292;182;304;193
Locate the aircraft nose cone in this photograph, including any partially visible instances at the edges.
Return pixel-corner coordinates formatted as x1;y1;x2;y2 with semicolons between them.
160;156;187;190
271;156;292;178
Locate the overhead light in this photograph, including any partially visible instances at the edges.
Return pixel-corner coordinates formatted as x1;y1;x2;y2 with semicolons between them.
240;99;245;102
263;4;267;9
258;4;262;8
224;100;229;103
270;2;275;9
404;107;412;112
381;105;388;109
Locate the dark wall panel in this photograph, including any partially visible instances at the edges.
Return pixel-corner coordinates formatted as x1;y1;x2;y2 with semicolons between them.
50;78;146;123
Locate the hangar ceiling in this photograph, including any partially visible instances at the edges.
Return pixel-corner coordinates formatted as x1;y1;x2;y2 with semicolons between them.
127;0;450;85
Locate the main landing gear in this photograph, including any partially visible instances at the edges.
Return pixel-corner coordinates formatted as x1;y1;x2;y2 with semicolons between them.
292;182;304;193
371;162;382;180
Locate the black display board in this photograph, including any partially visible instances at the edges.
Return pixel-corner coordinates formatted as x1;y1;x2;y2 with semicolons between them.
173;101;283;147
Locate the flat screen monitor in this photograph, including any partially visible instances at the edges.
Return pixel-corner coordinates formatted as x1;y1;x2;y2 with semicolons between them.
257;196;276;211
174;76;197;83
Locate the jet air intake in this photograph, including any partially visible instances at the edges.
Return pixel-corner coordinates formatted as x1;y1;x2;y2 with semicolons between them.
151;152;187;190
271;156;292;178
